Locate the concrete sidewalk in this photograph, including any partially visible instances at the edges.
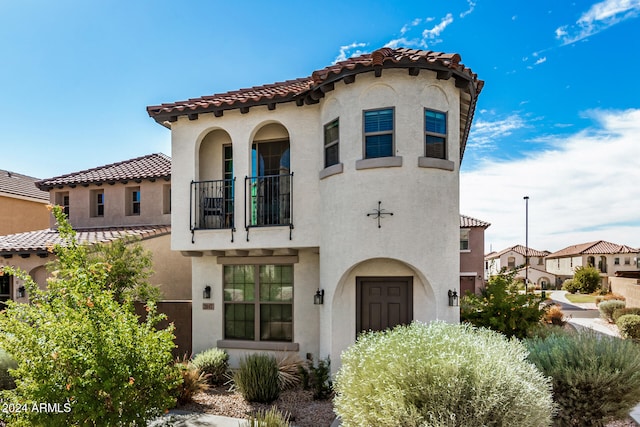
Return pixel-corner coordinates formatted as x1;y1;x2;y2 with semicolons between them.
149;410;246;427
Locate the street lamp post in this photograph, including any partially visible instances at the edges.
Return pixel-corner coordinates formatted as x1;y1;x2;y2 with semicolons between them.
524;196;529;293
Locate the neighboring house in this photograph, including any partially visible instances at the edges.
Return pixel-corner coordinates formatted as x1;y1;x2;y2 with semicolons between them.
460;214;490;295
0;154;192;354
147;47;483;369
0;169;49;235
485;244;550;279
545;240;640;287
514;266;556;290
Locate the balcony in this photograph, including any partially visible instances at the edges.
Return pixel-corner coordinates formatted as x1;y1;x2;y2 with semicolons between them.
190;179;235;230
245;173;293;231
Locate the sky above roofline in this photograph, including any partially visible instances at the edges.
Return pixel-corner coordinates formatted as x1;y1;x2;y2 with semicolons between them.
1;0;638;252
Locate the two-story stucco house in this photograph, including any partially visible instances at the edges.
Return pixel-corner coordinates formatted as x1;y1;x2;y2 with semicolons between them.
0;169;49;236
545;240;640;287
147;47;483;369
460;214;490;295
0;154;193;353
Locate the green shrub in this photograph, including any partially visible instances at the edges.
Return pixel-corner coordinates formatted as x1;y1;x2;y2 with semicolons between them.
561;279;580;294
0;348;17;390
234;353;280;403
334;321;554;427
617;314;640;341
461;269;545;338
192;348;228;385
0;206;181;427
572;265;602;294
612;307;640;323
247;406;291;427
599;299;626;323
596;293;626;306
525;331;640;426
300;356;332;400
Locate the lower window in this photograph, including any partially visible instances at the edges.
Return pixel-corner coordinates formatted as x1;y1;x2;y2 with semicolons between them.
223;265;293;342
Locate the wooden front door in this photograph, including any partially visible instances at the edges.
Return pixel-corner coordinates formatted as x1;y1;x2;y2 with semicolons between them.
356;277;413;334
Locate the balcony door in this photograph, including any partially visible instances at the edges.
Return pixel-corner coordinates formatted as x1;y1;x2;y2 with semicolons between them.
250;140;290;226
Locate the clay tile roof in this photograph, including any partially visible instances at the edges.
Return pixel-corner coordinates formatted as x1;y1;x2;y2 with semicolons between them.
488;244;551;259
547;240;640;259
35;153;171;190
147;47;483;160
460;214;491;228
0;225;171;255
0;170;49;201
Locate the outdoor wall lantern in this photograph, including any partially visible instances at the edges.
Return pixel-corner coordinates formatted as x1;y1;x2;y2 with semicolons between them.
203;285;212;299
17;286;26;298
314;289;325;305
448;289;459;307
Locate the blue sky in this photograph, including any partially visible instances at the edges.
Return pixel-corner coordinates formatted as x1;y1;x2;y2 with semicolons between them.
1;0;639;252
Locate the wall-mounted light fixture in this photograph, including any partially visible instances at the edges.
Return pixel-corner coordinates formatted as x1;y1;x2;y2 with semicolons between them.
203;285;211;299
314;289;324;305
17;286;26;298
448;289;459;307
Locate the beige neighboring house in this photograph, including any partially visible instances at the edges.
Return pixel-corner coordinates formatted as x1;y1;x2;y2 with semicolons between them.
0;169;49;235
460;214;490;295
147;47;483;370
0;154;192;354
545;240;640;287
485;245;551;287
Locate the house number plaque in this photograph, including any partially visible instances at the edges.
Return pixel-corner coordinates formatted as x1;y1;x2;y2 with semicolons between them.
202;303;214;310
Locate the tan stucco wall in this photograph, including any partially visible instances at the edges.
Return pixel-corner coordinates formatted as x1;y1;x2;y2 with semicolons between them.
0;234;189;301
460;227;485;293
610;277;640;308
140;234;191;300
50;180;171;229
0;195;49;235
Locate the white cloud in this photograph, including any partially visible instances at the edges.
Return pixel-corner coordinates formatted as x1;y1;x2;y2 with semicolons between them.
460;0;476;18
466;114;527;149
422;13;454;40
461;109;640;253
534;56;547;65
333;42;368;63
555;0;640;45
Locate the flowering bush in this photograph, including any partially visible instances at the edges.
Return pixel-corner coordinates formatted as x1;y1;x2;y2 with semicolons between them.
0;206;180;426
334;322;554;427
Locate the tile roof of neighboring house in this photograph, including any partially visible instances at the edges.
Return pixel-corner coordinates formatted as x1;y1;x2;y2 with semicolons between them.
0;170;49;202
35;153;171;191
460;214;491;228
0;225;171;255
487;244;551;259
546;240;639;259
147;47;483;160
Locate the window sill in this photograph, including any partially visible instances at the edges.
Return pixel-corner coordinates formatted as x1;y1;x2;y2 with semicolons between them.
355;156;403;170
217;340;299;352
460;249;471;253
319;163;344;180
418;157;455;171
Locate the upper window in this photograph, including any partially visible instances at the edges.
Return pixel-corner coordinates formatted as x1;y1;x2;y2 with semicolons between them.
324;119;339;168
90;189;104;218
126;187;141;216
425;109;447;159
614;257;620;265
223;265;293;342
364;108;394;159
507;257;516;268
55;191;70;217
460;229;470;250
624;257;631;265
0;275;11;305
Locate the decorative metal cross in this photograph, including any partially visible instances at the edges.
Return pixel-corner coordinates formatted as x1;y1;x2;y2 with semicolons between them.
367;201;394;228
